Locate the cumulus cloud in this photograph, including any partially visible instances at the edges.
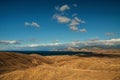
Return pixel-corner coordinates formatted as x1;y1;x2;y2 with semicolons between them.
99;38;120;46
25;22;40;28
0;40;20;45
70;17;85;26
59;4;70;12
105;32;115;36
80;28;87;32
25;44;40;48
3;38;120;51
31;22;40;28
54;15;86;31
70;19;79;26
70;40;81;47
55;4;70;12
69;17;85;31
18;43;62;48
75;17;85;23
70;26;78;31
53;14;71;23
68;38;120;47
53;4;86;32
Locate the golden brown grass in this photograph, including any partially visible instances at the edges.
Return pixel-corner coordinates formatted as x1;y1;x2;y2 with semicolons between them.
0;50;120;80
0;52;53;74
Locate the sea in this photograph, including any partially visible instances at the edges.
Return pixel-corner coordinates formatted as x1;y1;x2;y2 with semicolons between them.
0;51;93;56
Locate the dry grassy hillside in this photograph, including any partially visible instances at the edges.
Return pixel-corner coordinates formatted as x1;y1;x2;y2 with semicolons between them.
0;51;120;80
0;52;53;74
81;49;120;55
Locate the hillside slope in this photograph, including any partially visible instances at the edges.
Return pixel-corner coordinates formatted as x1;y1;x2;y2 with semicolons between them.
0;65;120;80
0;52;120;80
0;52;53;74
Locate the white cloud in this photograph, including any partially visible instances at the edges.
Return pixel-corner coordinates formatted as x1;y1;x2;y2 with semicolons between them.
75;17;85;23
0;40;20;44
105;32;115;36
70;19;79;26
70;17;85;26
70;40;80;47
69;17;85;31
25;22;31;26
87;38;120;46
53;14;71;23
68;38;120;47
59;4;70;12
17;43;62;48
99;38;120;46
53;15;86;31
70;26;78;31
31;22;40;28
80;28;87;32
25;22;40;28
53;4;86;32
21;38;120;49
2;38;120;51
26;44;40;48
45;43;61;46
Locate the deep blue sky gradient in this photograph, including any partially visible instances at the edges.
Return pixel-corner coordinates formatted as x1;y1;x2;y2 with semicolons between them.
0;0;120;50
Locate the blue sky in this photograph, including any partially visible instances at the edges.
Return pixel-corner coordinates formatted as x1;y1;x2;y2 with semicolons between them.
0;0;120;51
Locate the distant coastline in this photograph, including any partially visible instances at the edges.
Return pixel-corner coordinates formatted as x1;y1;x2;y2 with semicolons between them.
0;51;93;56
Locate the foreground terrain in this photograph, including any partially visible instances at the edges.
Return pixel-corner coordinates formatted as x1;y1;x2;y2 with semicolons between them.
0;50;120;80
